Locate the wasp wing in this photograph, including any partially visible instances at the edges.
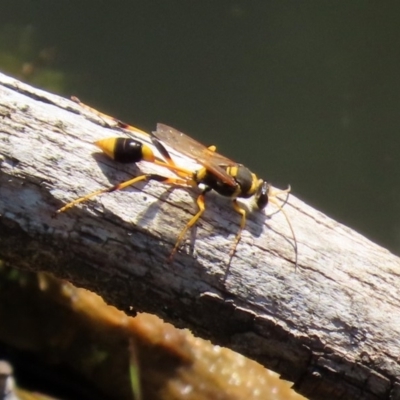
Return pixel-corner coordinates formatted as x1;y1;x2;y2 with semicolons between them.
153;123;237;187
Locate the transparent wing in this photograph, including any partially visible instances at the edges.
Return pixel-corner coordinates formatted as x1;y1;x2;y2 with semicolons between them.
153;123;237;186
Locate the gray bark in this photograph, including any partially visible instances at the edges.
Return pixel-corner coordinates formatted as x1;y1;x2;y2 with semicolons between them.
0;72;399;400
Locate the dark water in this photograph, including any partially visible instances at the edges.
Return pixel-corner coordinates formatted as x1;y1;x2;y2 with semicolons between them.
2;1;400;255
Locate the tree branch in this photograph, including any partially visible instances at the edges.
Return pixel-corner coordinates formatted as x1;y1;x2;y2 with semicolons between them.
0;72;399;400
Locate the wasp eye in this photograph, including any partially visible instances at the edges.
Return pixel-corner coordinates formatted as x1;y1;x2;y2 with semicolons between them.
256;181;269;209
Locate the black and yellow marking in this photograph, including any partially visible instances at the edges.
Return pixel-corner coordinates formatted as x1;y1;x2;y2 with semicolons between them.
54;172;188;215
96;137;155;164
54;135;195;216
61;99;298;269
151;124;298;268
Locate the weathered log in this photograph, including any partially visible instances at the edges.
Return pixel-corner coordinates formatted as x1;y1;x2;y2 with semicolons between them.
0;72;399;400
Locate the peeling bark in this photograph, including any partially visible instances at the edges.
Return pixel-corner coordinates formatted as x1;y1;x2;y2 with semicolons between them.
0;72;400;400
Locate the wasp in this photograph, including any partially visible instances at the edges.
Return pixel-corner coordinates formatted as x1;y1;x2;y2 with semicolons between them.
54;99;189;215
53;134;190;215
56;99;298;268
149;124;297;268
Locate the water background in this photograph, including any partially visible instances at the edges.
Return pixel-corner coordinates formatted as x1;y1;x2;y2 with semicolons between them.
2;1;400;255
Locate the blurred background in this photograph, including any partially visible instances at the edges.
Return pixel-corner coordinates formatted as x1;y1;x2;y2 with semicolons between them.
1;2;399;398
1;0;399;256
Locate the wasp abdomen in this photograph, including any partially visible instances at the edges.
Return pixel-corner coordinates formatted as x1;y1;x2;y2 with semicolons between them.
95;137;155;164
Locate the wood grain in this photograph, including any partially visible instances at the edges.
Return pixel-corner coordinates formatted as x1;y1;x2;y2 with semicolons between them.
1;72;399;400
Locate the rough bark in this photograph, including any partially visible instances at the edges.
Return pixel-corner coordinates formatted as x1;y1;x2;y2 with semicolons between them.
0;71;399;400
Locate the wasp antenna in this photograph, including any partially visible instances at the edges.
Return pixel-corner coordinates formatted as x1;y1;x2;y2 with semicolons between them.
267;184;291;217
269;196;298;272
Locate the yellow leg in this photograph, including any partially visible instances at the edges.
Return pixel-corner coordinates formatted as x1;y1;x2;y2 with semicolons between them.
151;138;194;179
169;192;207;260
71;96;149;137
54;174;189;216
72;97;196;180
152;159;194;177
230;199;247;259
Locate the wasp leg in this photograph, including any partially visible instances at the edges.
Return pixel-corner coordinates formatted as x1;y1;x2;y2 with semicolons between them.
53;174;189;216
94;136;195;180
229;199;247;259
71;96;149;137
150;136;195;179
169;189;210;260
71;98;195;178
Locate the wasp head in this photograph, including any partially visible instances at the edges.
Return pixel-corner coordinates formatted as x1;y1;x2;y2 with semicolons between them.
255;180;270;210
